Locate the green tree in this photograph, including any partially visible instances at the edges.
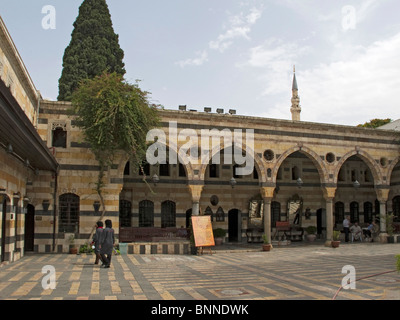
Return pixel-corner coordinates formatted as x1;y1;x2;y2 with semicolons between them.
357;118;392;129
58;0;125;101
71;72;160;240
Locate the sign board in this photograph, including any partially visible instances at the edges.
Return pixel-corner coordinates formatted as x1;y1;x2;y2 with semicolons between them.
191;216;215;247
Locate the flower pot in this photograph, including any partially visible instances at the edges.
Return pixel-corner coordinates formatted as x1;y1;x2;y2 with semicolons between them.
262;244;272;251
215;238;223;246
307;234;317;242
331;241;340;248
69;247;78;254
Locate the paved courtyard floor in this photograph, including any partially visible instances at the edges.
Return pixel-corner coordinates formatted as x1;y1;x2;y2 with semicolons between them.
0;241;399;302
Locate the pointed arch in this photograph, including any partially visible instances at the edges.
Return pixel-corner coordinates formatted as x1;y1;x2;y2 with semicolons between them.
198;140;265;182
386;156;400;186
272;145;328;184
333;149;383;185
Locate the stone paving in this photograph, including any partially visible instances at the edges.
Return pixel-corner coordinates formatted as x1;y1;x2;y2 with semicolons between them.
0;241;399;301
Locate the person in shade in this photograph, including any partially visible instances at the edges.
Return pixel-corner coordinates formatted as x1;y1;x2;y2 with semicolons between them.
92;221;104;265
99;219;115;268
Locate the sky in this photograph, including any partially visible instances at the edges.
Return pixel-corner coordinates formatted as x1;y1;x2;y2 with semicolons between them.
1;0;400;126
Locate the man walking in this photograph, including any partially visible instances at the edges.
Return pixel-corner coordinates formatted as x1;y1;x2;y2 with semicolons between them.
99;219;115;268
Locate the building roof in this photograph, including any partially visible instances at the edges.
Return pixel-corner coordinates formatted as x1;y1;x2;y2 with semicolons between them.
377;119;400;131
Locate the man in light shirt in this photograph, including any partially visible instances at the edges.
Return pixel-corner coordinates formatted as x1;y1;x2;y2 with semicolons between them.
343;215;350;242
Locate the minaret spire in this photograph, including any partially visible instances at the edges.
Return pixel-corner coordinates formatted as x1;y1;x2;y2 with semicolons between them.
290;65;301;121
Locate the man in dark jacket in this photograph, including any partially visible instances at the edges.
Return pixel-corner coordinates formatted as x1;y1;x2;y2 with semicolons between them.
99;219;115;268
92;220;104;265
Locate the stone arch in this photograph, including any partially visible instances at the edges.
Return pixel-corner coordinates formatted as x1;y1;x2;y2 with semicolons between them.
198;140;265;182
333;149;383;185
114;141;195;181
272;145;329;184
386;156;400;186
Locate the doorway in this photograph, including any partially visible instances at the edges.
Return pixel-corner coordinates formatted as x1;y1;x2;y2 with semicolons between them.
24;204;35;252
316;208;326;239
228;209;240;242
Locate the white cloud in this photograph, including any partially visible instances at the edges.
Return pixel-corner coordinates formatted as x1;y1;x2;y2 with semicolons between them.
175;6;263;68
175;50;208;68
295;32;400;125
209;7;262;53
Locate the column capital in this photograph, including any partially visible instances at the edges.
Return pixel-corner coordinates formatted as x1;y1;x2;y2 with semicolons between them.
375;186;390;202
260;186;275;200
322;186;337;200
188;184;204;202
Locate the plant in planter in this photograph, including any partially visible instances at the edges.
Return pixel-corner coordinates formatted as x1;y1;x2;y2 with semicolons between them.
385;213;395;243
69;234;78;254
305;226;317;242
213;228;226;246
262;234;272;251
331;230;341;248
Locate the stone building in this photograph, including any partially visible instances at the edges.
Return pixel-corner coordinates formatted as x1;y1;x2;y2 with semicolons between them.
1;16;400;263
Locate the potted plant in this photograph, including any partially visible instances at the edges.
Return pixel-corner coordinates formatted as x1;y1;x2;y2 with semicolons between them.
386;213;395;243
69;234;78;254
213;228;226;246
305;226;317;242
262;234;272;251
331;230;341;248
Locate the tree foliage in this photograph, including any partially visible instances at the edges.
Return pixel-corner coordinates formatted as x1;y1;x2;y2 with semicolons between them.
71;72;160;173
357;118;392;129
58;0;125;101
71;72;160;241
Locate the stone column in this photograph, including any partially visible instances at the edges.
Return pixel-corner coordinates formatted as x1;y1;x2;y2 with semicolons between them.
260;186;275;244
376;187;390;237
322;186;336;246
188;184;204;216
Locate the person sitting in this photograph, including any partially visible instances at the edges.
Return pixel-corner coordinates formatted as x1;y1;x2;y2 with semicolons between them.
350;222;362;242
363;221;374;241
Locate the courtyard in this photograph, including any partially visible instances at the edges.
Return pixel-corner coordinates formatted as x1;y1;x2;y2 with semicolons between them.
0;242;399;302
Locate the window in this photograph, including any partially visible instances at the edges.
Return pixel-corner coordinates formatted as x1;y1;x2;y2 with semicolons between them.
119;200;132;227
204;206;213;222
363;202;373;223
271;201;281;227
59;193;79;233
292;166;300;180
161;201;176;228
209;164;218;178
179;164;186;177
350;202;359;222
139;200;154;227
335;202;344;224
124;161;130;176
52;127;67;148
159;161;170;176
216;207;225;222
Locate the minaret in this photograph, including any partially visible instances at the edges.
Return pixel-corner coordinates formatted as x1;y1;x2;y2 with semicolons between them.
290;66;301;121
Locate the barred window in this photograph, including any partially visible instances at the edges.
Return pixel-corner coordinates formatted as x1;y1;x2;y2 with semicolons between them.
119;200;132;227
161;201;176;228
363;202;373;223
335;202;344;224
139;200;154;227
204;206;213;222
216;207;225;222
59;193;79;233
52;126;67;148
271;201;281;227
350;202;359;222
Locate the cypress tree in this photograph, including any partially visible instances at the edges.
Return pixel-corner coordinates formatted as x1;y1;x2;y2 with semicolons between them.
58;0;125;101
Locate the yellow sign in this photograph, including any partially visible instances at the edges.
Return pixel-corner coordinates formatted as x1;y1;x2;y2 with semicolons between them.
191;216;215;247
